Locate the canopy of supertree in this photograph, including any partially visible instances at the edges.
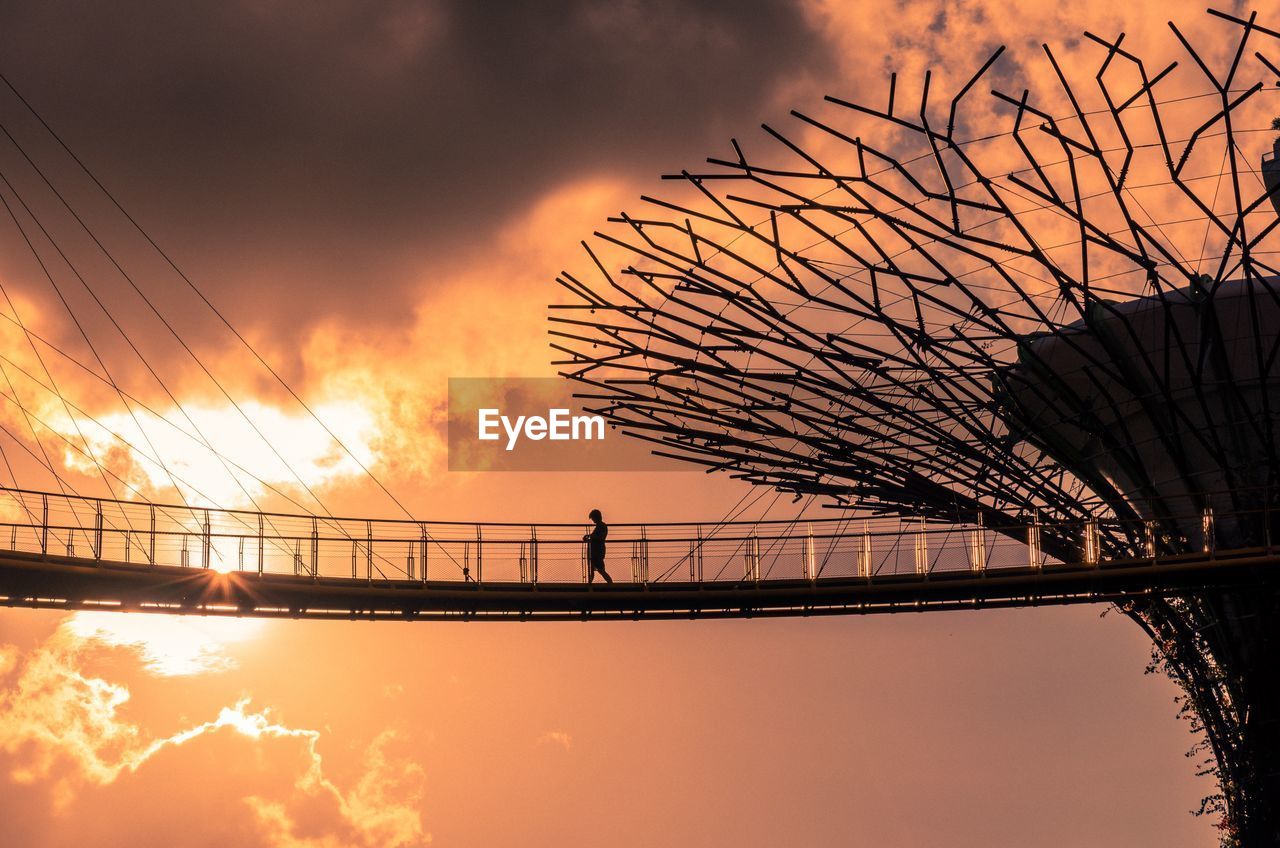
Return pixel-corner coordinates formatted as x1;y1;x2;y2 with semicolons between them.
551;10;1280;846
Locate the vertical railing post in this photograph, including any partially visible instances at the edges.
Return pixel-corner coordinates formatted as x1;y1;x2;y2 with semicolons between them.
747;535;760;583
351;540;358;578
257;513;264;574
40;493;48;556
366;520;373;582
310;517;319;578
1203;506;1215;555
421;524;429;583
1084;518;1100;566
1028;511;1043;569
238;536;244;571
202;508;212;569
804;523;816;582
860;522;872;579
93;499;103;562
631;530;639;583
529;526;537;585
149;503;156;565
640;525;649;584
914;516;928;576
699;527;705;582
692;526;703;582
970;512;986;573
475;525;483;584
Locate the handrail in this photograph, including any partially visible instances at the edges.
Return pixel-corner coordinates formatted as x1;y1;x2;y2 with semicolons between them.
0;486;1274;589
0;484;863;528
0;483;1274;529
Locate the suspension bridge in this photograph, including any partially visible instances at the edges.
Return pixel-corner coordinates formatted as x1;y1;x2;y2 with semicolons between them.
0;487;1269;621
1;7;1280;841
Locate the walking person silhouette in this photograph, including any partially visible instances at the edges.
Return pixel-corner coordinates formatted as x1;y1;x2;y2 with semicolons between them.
584;509;613;584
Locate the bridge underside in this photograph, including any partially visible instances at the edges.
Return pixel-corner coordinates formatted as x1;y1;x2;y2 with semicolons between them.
0;547;1275;621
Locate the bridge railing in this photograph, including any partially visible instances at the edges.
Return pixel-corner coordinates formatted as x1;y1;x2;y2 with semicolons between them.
0;487;1273;587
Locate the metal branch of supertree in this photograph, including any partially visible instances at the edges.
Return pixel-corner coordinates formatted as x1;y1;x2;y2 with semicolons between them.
551;9;1280;846
553;9;1280;536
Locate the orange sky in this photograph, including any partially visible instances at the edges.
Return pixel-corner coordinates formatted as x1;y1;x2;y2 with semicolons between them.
0;0;1263;843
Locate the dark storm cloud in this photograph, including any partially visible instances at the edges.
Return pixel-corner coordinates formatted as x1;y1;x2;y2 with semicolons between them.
0;0;834;328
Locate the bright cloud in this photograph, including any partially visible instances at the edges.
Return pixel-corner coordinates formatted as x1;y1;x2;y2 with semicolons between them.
537;730;573;751
0;615;428;844
58;399;379;510
63;611;265;676
245;728;429;848
0;178;633;518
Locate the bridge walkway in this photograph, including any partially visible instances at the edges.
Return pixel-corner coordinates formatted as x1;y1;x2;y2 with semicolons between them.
0;488;1273;620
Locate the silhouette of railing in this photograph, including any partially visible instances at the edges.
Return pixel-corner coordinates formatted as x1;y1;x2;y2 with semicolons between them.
0;487;1275;589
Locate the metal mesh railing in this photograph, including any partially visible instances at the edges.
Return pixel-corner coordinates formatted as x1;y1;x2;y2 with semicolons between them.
0;487;1274;587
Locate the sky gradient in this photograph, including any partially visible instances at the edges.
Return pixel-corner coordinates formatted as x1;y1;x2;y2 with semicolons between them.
0;0;1254;844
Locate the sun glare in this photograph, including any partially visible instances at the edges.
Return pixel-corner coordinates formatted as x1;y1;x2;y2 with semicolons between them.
58;399;379;510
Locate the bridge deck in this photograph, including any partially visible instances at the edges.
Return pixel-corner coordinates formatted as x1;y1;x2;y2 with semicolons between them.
0;546;1274;621
0;488;1275;620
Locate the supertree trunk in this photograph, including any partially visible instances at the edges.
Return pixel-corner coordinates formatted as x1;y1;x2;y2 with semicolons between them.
1130;589;1280;846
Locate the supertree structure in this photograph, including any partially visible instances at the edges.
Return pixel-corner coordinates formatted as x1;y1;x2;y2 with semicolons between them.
551;10;1280;845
